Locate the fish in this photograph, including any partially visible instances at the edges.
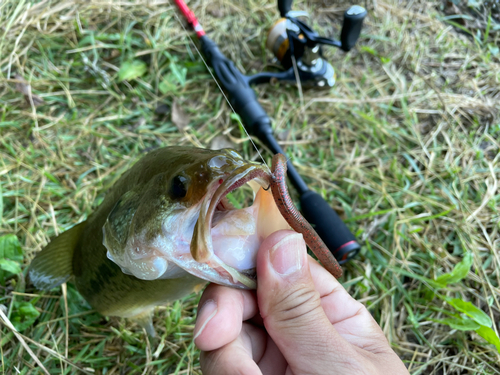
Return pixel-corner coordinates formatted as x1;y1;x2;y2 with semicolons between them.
29;146;293;333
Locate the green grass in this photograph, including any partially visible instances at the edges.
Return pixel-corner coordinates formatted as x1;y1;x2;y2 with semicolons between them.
1;0;500;373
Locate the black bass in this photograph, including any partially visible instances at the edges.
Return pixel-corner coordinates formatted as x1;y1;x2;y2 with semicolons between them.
29;147;290;332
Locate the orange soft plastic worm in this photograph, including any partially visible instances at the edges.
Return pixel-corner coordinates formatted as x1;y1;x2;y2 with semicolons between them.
270;154;343;278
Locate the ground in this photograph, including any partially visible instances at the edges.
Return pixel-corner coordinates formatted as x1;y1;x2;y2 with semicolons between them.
1;0;499;374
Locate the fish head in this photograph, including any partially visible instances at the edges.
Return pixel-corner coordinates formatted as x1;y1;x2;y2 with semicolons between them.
103;147;290;289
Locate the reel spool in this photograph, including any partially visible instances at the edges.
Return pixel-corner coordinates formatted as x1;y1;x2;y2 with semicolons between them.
267;18;291;68
266;12;311;70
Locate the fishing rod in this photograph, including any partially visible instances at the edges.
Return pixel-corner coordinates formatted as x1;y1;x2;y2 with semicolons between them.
173;0;367;264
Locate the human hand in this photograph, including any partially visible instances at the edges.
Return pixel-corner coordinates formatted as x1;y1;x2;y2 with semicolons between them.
194;230;410;375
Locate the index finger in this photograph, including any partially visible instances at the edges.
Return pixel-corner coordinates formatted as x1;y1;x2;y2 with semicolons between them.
193;283;257;351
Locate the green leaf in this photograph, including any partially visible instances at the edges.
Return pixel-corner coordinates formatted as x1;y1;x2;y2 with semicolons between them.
158;62;188;94
360;46;377;55
433;317;480;331
408;208;454;223
118;60;147;81
43;170;60;184
0;183;3;222
0;258;22;274
159;78;178;94
446;298;492;327
391;267;444;289
230;113;242;123
436;252;473;287
467;0;481;8
0;235;23;282
488;44;499;56
359;46;390;63
0;234;23;262
11;302;40;332
169;61;187;86
476;325;500;353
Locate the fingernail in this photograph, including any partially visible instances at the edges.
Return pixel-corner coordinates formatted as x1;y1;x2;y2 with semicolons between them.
193;299;217;340
270;233;304;276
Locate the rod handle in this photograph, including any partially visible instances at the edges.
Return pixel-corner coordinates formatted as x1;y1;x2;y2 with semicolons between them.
300;190;360;264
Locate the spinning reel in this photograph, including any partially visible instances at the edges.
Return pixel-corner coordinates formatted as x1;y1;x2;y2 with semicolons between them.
247;0;367;88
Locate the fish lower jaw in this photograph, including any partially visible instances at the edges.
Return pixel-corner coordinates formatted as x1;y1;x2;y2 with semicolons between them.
210;204;260;271
153;185;287;289
191;186;290;288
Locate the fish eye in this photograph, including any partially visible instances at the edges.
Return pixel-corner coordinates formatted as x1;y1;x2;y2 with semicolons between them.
171;175;188;199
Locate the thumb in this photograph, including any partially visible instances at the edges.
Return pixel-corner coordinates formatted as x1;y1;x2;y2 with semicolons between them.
256;230;353;373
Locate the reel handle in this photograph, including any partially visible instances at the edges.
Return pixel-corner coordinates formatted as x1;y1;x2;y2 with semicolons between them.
278;0;293;17
340;5;367;51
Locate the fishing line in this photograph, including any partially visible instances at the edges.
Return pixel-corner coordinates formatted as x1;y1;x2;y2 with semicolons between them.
172;0;365;264
172;12;271;172
290;54;304;109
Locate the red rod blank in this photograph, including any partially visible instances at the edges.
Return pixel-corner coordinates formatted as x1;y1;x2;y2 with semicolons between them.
173;0;206;37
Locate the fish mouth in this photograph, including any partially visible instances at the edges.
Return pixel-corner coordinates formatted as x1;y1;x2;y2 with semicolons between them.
190;164;276;289
105;160;290;289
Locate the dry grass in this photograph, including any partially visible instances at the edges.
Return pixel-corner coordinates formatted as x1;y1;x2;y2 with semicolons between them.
1;0;500;373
